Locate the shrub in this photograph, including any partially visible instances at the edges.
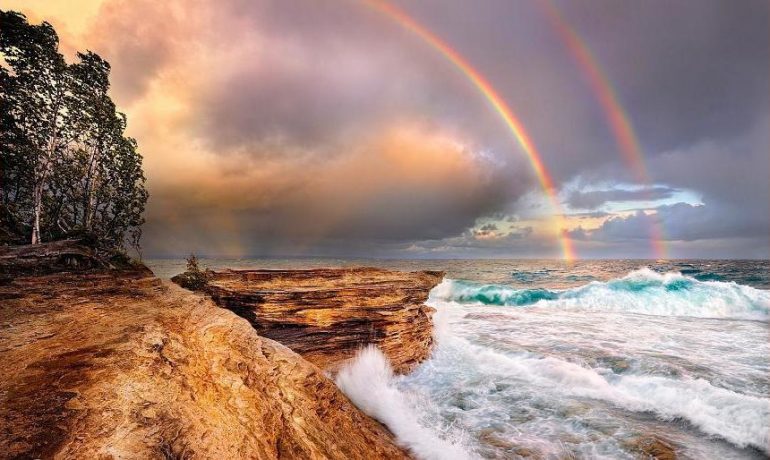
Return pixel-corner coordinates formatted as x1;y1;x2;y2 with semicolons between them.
180;253;209;290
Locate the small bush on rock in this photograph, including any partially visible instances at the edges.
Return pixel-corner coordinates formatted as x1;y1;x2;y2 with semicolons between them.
172;254;210;290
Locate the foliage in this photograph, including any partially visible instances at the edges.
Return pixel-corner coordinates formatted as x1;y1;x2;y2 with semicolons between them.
182;253;210;290
0;10;147;250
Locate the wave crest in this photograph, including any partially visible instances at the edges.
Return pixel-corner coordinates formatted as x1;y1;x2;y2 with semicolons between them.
432;268;770;320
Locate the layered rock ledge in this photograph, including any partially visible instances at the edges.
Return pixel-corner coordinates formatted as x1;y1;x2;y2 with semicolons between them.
173;267;444;374
0;243;409;459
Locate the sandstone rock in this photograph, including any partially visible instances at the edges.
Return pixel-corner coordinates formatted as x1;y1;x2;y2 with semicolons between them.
477;429;543;459
0;261;409;458
178;267;444;374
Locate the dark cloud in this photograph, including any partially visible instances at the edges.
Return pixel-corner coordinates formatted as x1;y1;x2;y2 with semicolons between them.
573;211;611;220
557;0;770;153
569;201;769;258
139;123;524;256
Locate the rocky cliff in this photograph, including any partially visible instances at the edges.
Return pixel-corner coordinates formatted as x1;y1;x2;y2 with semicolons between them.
173;267;444;374
0;243;410;459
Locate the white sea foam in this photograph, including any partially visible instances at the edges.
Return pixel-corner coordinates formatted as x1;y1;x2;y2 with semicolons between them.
335;346;473;460
432;332;770;455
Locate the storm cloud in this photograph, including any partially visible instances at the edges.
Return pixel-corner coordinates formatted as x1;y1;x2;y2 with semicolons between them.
8;0;768;258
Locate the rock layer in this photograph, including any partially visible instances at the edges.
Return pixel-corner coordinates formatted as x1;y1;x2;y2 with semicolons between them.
0;245;409;459
179;268;444;374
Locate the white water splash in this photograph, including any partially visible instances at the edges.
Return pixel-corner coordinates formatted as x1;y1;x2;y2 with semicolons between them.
336;346;473;460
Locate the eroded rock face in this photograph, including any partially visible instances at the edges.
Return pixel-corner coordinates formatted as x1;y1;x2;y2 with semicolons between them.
179;268;444;374
0;250;409;459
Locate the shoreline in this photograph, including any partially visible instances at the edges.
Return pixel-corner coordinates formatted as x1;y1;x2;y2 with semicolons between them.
0;241;441;458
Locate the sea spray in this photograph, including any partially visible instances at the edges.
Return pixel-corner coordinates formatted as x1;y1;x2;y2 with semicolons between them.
335;346;473;460
401;322;770;457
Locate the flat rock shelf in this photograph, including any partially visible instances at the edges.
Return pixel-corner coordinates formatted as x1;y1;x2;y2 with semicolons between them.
174;267;445;374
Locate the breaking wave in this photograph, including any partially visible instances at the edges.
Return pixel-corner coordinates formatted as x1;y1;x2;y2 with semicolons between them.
433;268;770;320
335;346;472;460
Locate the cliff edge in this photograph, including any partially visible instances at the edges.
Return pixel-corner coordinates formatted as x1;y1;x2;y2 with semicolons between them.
173;267;444;374
0;243;410;459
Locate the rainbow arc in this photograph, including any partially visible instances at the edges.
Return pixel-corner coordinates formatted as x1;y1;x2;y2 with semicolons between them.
539;0;667;259
363;0;576;260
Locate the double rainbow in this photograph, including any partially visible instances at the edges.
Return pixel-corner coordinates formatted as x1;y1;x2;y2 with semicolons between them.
363;0;576;261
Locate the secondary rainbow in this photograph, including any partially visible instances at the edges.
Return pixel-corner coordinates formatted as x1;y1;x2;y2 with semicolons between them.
362;0;576;261
539;0;667;259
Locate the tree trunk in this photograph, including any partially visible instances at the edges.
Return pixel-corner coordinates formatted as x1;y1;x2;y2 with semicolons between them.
83;143;100;230
31;182;42;244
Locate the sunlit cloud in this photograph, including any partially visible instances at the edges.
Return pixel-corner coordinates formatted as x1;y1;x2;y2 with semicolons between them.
6;0;767;258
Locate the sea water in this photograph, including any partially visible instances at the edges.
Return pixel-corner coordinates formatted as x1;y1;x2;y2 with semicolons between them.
147;259;770;459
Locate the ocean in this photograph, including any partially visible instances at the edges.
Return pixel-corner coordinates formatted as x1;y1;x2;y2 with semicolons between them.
147;258;770;459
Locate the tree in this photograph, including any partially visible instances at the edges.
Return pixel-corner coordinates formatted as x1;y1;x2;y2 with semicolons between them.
0;11;73;244
0;10;148;251
69;51;113;231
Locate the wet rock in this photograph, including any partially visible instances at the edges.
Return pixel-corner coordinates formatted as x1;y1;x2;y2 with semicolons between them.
597;356;631;374
479;429;516;450
478;429;543;459
623;435;677;460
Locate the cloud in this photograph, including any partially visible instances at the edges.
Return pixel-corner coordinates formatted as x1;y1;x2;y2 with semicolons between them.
585;202;768;243
139;122;522;256
549;0;769;153
568;202;769;258
566;186;677;210
573;211;611;219
5;0;767;258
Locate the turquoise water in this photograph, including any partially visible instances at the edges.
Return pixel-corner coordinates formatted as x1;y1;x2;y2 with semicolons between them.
147;258;769;289
147;258;770;459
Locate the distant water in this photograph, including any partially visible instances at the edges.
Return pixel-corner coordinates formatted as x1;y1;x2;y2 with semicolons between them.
147;258;770;459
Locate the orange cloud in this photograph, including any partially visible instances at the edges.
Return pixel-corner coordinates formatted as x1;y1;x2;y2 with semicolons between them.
4;0;536;256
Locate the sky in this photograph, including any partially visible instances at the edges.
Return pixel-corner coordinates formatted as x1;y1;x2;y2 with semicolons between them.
6;0;769;259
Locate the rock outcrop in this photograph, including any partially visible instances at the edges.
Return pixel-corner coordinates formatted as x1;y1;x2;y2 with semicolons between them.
0;243;409;459
0;239;129;276
174;267;444;374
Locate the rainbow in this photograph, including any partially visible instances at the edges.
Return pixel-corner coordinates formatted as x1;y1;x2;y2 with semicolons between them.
539;0;667;259
362;0;576;261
